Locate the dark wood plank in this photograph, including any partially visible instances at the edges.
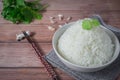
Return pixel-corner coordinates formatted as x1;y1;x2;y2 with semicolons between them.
0;68;119;80
107;0;120;10
0;11;119;43
0;0;119;11
37;0;120;11
0;43;52;67
0;24;55;43
0;68;74;80
0;10;120;25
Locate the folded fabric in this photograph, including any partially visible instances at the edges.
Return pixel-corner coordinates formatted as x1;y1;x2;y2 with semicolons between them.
45;49;120;80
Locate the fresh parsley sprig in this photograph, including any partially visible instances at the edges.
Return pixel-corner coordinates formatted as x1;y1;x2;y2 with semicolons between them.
1;0;47;24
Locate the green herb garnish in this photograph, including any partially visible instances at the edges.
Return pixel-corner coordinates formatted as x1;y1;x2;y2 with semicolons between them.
1;0;47;24
91;19;100;27
82;18;100;30
82;19;92;30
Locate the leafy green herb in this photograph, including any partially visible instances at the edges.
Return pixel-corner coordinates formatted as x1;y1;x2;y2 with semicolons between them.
91;19;100;27
1;0;47;24
82;18;100;30
82;20;92;30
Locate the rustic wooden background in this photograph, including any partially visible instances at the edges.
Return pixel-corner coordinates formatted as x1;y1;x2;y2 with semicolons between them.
0;0;120;80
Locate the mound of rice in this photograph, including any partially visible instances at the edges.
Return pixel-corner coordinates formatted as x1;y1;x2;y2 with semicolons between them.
57;19;114;67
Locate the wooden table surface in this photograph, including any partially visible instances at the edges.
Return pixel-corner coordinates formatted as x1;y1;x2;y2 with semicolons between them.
0;0;120;80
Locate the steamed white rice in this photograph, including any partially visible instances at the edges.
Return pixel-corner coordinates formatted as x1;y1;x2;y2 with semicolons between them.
57;19;114;67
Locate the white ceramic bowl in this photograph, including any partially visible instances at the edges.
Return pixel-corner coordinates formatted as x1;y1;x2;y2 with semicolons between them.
52;22;120;72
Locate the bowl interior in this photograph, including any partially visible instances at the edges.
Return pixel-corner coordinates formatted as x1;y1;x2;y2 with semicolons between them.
52;22;120;69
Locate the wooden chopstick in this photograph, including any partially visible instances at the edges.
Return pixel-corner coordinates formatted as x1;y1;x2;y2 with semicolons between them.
22;31;59;80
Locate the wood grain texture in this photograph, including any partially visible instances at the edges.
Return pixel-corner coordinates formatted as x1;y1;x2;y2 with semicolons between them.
42;0;120;11
0;43;52;67
0;0;119;11
0;0;120;10
0;9;120;25
0;0;120;80
0;68;74;80
0;11;120;43
0;24;55;43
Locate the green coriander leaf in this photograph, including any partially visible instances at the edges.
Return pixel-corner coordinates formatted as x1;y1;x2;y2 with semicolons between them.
3;0;15;8
91;19;100;27
34;13;42;19
82;19;92;30
1;0;47;24
20;7;33;23
82;18;100;30
31;10;42;19
16;0;25;6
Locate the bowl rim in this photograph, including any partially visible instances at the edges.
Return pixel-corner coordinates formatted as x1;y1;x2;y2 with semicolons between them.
52;22;120;69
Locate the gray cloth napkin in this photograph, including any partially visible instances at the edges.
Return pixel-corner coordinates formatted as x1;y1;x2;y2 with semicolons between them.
45;22;120;80
45;50;120;80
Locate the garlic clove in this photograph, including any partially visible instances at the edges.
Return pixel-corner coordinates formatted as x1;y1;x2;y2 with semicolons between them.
49;16;55;20
58;14;64;21
48;26;55;31
50;20;57;24
49;16;57;24
66;17;72;21
58;25;62;28
64;22;67;25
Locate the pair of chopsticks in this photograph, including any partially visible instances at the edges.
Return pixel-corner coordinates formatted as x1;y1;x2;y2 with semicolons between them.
22;31;59;80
